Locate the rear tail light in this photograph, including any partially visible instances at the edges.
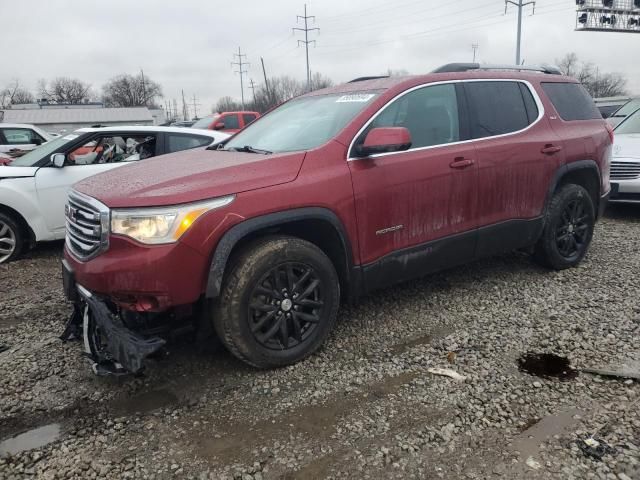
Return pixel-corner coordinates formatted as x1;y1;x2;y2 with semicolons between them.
606;123;615;144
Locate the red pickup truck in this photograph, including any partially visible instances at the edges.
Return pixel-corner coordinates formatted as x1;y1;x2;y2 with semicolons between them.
191;111;260;134
62;64;611;375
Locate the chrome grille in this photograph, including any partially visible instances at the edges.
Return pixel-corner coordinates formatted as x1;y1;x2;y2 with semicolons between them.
65;190;109;261
611;161;640;180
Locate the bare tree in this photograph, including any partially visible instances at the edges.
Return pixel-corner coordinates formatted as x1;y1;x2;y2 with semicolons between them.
214;73;334;114
0;80;35;108
102;73;163;107
556;53;627;98
39;77;92;104
385;68;410;77
214;96;243;112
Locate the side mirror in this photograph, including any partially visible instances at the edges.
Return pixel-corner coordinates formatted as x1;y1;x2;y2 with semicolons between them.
356;127;412;157
213;122;225;130
51;153;65;168
32;138;43;146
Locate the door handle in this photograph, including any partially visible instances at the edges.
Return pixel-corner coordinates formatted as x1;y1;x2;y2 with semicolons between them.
541;144;563;155
449;157;475;169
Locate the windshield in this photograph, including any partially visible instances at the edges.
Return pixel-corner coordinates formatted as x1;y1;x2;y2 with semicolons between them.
223;92;380;154
615;109;640;135
192;114;219;129
612;99;640;118
10;134;79;166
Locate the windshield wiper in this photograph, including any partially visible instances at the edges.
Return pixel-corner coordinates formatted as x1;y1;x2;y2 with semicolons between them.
226;145;272;155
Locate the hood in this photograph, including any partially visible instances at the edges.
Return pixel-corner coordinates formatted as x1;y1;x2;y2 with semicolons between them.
74;148;306;208
0;166;38;179
613;134;640;160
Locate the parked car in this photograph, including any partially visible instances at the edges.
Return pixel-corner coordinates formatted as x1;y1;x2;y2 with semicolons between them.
170;120;196;128
0;126;228;264
0;123;53;155
62;64;611;375
607;98;640;128
191;111;260;134
609;108;640;203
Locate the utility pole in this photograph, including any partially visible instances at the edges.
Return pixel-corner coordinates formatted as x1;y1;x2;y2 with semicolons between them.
232;47;249;110
181;89;189;121
472;44;479;63
191;94;200;119
248;79;258;104
505;0;535;65
140;68;147;106
261;57;272;105
293;4;320;92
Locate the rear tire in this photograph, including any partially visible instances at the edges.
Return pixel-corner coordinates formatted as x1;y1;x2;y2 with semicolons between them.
214;236;340;368
0;212;23;264
534;184;595;270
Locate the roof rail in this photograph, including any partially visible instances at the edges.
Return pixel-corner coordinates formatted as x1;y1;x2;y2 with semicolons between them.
348;75;390;83
432;63;562;75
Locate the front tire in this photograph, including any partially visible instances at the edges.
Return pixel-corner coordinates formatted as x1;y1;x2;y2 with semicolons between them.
214;236;340;368
534;184;595;270
0;212;23;264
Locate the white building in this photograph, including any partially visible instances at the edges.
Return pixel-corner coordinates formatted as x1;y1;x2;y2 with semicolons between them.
0;106;155;134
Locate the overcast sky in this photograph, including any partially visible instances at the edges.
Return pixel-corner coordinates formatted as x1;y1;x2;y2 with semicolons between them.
2;0;639;116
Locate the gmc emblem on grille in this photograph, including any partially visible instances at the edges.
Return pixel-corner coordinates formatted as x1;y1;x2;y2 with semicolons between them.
65;205;78;222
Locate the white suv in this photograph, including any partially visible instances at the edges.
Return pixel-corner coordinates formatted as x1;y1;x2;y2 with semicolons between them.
0;123;53;155
609;108;640;203
0;126;229;263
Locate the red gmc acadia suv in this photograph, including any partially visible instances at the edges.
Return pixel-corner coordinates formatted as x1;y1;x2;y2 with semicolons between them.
62;63;612;375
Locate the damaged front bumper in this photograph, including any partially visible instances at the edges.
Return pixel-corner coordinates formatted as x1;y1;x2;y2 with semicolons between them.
61;260;165;376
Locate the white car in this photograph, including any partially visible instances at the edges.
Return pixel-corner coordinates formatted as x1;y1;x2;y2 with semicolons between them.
0;126;229;263
609;109;640;203
0;123;53;155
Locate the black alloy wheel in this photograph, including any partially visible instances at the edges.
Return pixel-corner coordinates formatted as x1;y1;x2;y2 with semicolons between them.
248;262;324;350
534;183;595;270
214;236;340;368
555;198;590;260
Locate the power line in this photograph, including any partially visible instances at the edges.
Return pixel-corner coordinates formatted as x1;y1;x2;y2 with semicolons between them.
293;4;320;92
505;0;536;65
231;47;249;110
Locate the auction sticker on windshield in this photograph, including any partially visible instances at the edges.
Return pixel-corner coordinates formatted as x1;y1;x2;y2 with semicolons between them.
336;94;376;103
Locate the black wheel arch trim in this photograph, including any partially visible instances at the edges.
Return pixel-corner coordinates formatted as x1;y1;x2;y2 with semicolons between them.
545;160;602;217
205;207;360;300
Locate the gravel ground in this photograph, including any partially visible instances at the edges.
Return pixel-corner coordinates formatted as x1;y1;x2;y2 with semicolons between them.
1;205;639;480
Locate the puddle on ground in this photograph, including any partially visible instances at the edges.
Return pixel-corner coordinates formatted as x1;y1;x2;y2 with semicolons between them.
0;424;61;457
198;371;418;464
511;409;581;459
110;389;179;416
517;353;578;380
388;326;453;356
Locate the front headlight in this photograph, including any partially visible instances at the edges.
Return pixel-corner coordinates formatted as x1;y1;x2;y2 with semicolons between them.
111;195;235;244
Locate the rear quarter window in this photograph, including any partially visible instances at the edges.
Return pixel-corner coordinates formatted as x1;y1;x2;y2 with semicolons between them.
541;82;601;121
464;81;533;139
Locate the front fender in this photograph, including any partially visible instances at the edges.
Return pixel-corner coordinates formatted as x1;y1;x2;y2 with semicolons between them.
204;207;356;299
0;178;51;241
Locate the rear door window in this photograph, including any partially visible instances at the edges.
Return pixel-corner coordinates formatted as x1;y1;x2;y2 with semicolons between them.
167;134;213;152
1;128;44;145
464;81;532;139
541;82;601;121
242;113;257;126
223;114;240;130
